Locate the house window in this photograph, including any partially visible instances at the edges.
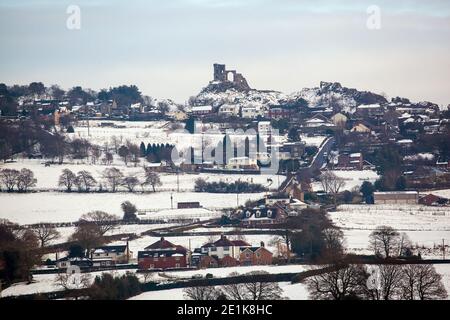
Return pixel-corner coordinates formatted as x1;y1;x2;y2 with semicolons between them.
175;263;180;268
223;247;229;251
246;253;251;259
211;247;217;252
256;253;261;258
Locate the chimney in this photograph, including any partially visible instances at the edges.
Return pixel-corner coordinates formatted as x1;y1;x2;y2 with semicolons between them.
260;241;265;248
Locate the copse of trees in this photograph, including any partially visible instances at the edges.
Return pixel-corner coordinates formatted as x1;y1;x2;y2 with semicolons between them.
121;201;138;221
305;263;447;300
194;178;267;193
0;168;37;192
0;220;41;284
183;271;285;300
88;272;142;300
368;225;413;259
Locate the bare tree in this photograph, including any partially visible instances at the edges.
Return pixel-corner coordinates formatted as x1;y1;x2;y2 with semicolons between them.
305;264;368;300
369;225;401;258
401;264;447;300
121;201;138;221
122;175;140;192
143;169;162;192
183;286;221;300
79;211;119;235
110;136;120;154
58;168;77;192
55;272;92;291
366;265;404;300
69;222;104;256
118;145;130;165
221;272;248;300
33;225;61;247
0;168;19;192
102;167;124;192
242;271;285;300
75;170;97;192
127;143;141;167
398;232;413;257
321;227;345;260
16;168;37;192
90;146;102;165
319;171;346;205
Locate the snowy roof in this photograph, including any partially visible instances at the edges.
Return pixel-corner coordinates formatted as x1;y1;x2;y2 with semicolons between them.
357;104;380;109
191;105;212;112
396;139;413;144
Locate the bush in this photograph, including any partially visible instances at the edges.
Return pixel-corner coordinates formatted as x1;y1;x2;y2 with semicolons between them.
194;178;267;193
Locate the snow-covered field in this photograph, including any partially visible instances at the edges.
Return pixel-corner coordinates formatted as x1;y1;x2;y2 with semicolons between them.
49;223;173;245
1;158;282;191
331;204;450;257
129;281;309;300
0;191;266;224
312;170;379;192
3;263;449;299
1;264;306;298
0;269;136;298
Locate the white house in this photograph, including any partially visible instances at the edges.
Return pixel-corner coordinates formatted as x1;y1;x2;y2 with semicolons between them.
218;104;240;117
200;235;250;260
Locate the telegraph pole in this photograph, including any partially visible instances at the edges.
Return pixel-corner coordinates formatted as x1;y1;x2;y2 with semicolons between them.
443;239;446;260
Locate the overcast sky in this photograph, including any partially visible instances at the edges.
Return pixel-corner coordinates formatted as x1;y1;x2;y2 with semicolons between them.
0;0;449;105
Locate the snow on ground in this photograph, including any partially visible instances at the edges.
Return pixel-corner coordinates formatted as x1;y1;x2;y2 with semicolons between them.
129;281;309;300
49;224;172;245
331;204;450;258
160;264;307;280
312;170;379;192
67;120;169;147
435;264;450;297
0;192;266;224
0;158;282;191
0;269;136;298
129;288;184;300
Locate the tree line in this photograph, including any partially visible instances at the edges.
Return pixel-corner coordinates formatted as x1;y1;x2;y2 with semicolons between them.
194;178;267;193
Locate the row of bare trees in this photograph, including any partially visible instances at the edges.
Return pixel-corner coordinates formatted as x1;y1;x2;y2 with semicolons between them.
183;271;285;300
57;167;162;192
305;263;447;300
0;168;37;192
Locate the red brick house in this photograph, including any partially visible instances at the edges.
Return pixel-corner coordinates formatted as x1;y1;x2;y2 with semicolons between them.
219;255;239;267
239;243;273;266
336;153;363;170
238;206;287;227
197;255;219;269
138;237;189;270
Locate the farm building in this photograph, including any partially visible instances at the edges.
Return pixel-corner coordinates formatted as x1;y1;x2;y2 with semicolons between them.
373;191;419;204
